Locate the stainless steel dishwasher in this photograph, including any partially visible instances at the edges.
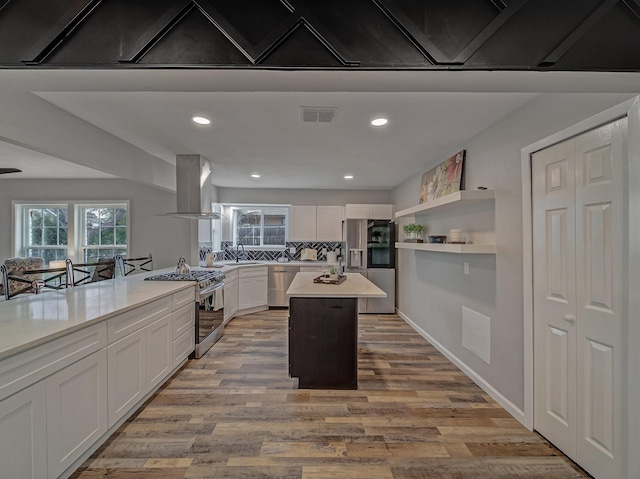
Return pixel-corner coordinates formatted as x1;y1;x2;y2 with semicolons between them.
268;265;300;307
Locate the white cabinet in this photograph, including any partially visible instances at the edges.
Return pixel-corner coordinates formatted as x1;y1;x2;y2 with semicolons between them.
46;349;108;478
316;206;344;241
289;205;317;241
0;381;47;479
172;303;195;367
345;204;394;219
290;205;344;241
107;327;145;427
224;270;239;322
238;267;268;311
145;315;172;390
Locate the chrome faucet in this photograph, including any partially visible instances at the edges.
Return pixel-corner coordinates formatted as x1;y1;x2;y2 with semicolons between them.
235;243;245;263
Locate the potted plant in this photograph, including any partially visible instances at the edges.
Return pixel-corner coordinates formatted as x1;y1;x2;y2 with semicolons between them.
403;223;424;241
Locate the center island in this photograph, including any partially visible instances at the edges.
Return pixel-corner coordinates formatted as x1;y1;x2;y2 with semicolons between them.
286;272;386;389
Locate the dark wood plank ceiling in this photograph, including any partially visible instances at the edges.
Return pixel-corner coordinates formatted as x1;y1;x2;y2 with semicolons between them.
0;0;639;71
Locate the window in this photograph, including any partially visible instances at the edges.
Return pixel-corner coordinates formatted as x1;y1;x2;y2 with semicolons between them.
232;206;287;247
23;205;69;265
79;205;128;262
15;201;129;266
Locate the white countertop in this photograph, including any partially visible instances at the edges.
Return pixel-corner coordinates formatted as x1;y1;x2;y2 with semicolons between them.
0;270;194;360
286;272;386;298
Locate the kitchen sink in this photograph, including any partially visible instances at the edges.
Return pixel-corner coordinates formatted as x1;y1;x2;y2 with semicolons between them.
235;261;259;265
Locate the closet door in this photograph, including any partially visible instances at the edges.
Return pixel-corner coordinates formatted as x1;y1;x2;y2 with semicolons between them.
532;139;578;459
574;119;625;478
532;119;626;479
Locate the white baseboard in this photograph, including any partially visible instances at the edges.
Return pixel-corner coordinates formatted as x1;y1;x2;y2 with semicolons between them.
396;308;526;426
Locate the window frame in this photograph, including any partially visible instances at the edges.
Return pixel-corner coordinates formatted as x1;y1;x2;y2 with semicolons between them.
77;203;129;263
229;205;289;248
13;200;130;265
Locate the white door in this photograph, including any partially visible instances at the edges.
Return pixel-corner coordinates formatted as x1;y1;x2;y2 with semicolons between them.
533;119;626;478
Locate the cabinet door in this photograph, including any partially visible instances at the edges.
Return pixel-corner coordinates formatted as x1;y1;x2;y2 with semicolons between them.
107;328;145;427
46;350;108;478
145;314;172;390
345;204;370;219
290;205;317;241
224;280;239;322
316;206;344;241
253;275;268;306
369;204;394;219
238;277;254;310
0;382;47;479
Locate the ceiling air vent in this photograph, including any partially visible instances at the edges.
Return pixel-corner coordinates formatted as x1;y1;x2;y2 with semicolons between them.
300;107;337;123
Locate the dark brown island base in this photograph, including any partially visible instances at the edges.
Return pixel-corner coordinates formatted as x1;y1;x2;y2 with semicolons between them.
286;272;386;390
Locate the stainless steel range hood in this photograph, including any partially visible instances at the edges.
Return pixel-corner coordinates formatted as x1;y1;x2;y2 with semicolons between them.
160;154;222;220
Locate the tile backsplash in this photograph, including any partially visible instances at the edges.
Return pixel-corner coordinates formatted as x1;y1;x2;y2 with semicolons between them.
199;242;342;264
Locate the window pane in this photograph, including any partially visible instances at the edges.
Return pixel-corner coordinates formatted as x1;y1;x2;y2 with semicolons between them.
101;228;114;245
26;248;66;267
100;208;115;227
58;209;68;227
264;214;286;245
115;208;127;226
29;209;43;227
30;227;43;246
115;227;127;245
86;227;99;245
43;209;57;227
59;228;68;245
43;228;58;245
85;208;99;228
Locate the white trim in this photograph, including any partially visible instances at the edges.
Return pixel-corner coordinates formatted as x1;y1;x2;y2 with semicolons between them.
520;97;639;434
396;308;526;425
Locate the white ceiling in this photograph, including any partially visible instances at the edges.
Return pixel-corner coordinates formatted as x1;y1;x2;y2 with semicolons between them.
0;69;638;190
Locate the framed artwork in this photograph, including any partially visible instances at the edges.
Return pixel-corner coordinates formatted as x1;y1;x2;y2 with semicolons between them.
419;150;466;203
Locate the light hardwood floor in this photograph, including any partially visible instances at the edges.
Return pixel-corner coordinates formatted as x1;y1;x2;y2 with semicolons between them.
71;310;590;479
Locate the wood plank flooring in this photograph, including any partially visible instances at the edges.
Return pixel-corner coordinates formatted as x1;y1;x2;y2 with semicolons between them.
71;310;590;479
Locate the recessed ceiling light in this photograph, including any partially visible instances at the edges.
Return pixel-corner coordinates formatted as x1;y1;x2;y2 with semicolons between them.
251;173;261;178
192;116;211;125
371;117;388;127
344;175;354;180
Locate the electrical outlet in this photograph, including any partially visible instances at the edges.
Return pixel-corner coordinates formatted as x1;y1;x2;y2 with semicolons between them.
464;262;470;275
322;248;327;255
290;246;296;254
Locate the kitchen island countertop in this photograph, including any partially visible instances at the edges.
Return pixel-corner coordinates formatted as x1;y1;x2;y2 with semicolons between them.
286;272;386;298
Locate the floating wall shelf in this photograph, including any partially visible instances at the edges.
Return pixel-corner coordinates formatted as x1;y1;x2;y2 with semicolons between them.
395;242;496;254
395;190;495;218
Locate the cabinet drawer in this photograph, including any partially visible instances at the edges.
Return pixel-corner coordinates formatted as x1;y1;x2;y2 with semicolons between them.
107;296;172;343
0;322;107;402
172;304;195;339
300;266;323;272
239;266;268;278
172;287;195;310
224;269;239;282
173;327;194;367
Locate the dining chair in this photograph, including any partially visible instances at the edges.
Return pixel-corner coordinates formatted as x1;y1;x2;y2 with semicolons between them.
115;254;153;277
1;257;70;300
67;258;116;286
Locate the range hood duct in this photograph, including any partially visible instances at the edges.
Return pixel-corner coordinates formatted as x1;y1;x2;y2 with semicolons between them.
160;154;222;220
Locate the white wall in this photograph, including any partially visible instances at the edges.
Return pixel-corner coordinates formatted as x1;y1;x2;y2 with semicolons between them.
218;187;391;205
0;178;191;269
391;93;636;415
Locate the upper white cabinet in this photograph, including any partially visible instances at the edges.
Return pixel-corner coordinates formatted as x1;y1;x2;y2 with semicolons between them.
345;204;394;219
316;206;344;241
290;205;344;241
289;206;317;241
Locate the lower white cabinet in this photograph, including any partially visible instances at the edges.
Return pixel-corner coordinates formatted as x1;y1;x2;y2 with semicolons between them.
107;313;173;427
0;381;47;479
145;315;172;390
224;278;239;322
238;267;268;311
46;349;108;478
107;327;146;427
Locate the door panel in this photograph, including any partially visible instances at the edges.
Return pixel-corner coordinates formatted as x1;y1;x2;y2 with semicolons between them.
533;139;577;459
574;119;625;478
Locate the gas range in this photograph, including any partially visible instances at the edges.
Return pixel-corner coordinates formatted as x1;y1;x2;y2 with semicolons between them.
145;269;224;300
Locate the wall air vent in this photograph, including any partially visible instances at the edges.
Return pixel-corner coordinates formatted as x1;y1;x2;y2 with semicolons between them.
300;107;337;123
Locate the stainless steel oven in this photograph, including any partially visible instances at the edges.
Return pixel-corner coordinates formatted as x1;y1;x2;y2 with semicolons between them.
194;281;224;358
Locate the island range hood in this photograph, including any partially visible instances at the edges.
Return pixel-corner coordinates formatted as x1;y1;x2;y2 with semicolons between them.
160;154;223;220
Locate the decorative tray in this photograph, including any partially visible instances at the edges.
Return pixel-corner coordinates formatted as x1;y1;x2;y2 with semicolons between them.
313;275;347;285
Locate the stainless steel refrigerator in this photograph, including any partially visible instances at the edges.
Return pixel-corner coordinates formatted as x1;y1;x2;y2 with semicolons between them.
343;219;396;313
